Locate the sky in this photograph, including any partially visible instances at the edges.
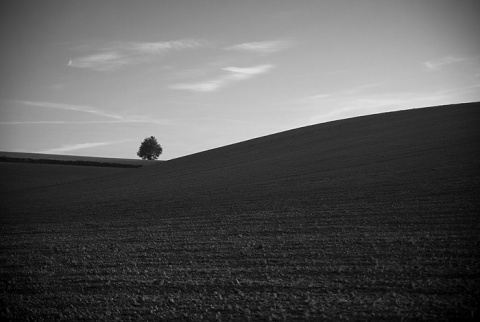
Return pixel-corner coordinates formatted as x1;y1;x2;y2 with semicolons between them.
1;0;479;160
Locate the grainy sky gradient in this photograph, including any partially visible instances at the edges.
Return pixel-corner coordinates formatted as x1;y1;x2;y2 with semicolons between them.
1;0;479;159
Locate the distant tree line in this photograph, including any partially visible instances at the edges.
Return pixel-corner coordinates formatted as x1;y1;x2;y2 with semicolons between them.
0;157;142;168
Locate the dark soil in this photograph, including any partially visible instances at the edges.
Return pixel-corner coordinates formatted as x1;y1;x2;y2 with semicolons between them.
1;102;479;321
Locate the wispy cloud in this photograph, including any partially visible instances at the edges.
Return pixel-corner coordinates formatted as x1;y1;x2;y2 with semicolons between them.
20;100;124;120
39;140;131;154
424;55;474;71
0;120;171;125
292;94;332;106
225;40;292;55
279;74;480;127
170;64;274;92
295;84;480;126
287;82;383;108
12;100;172;125
222;65;273;75
68;39;204;71
68;52;127;71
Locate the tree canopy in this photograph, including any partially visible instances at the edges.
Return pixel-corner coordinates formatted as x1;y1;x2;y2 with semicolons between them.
137;136;162;160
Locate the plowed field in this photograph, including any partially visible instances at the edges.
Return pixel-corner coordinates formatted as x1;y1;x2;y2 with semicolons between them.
1;103;479;321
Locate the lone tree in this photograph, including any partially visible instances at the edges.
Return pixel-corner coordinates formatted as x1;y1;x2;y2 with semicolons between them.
137;136;162;160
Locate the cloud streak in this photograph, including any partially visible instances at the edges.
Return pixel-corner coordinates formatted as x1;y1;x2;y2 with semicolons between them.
293;83;480;126
68;39;204;71
0;120;168;125
39;140;131;154
14;100;172;125
20;100;124;120
170;64;274;92
424;56;467;71
424;55;480;71
225;40;291;55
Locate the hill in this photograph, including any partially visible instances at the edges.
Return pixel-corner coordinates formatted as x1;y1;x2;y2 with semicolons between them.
2;102;479;222
1;102;479;321
0;151;158;167
0;152;157;195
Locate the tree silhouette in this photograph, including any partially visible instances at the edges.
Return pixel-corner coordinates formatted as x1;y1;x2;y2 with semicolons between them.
137;136;162;160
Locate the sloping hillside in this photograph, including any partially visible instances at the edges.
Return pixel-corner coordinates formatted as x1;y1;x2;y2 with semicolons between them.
0;151;157;166
0;163;133;194
2;102;479;222
0;152;155;195
1;102;479;321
